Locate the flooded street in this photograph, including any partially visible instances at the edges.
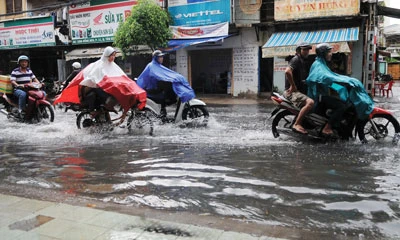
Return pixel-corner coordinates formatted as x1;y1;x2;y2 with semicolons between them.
1;99;400;239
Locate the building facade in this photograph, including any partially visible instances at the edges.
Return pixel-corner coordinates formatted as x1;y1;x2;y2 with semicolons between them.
0;0;380;97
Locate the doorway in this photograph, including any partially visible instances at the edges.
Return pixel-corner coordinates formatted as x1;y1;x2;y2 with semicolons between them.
190;49;232;94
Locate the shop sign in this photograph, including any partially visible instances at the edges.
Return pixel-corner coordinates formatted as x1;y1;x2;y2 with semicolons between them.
168;0;230;27
274;0;359;21
170;22;228;39
0;16;55;49
69;0;137;44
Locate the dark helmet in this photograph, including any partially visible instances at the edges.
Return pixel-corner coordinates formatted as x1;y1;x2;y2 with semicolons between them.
316;43;333;57
17;55;29;64
152;50;165;57
296;42;312;52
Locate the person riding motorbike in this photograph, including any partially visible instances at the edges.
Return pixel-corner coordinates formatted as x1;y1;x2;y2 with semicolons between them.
306;43;374;136
63;62;81;89
137;50;194;118
10;55;45;118
284;42;314;134
54;46;147;125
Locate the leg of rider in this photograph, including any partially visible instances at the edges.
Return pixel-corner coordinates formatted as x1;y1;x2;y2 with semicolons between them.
14;89;27;113
321;96;346;135
294;98;314;134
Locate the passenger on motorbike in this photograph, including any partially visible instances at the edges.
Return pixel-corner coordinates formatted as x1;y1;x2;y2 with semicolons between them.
10;55;45;118
137;50;194;118
63;62;81;89
284;42;314;134
306;43;374;136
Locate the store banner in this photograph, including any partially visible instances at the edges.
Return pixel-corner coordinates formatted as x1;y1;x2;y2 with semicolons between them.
0;16;55;49
170;22;228;39
168;0;230;27
274;0;359;21
69;0;137;44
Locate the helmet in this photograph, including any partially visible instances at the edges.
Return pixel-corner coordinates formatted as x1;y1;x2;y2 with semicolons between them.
72;62;81;69
316;43;333;57
17;55;29;63
152;50;165;57
296;42;312;52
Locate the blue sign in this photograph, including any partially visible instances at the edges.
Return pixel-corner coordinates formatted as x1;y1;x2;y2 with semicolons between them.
168;0;230;27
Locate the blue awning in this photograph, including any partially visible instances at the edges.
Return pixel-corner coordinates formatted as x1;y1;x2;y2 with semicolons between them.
164;35;231;52
263;27;359;48
262;27;359;58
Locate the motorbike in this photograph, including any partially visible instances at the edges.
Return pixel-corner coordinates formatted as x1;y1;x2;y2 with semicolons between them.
143;96;209;127
134;78;209;127
0;82;55;123
65;102;153;135
270;92;400;144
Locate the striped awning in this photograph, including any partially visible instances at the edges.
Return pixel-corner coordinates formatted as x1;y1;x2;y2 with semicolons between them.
262;27;359;58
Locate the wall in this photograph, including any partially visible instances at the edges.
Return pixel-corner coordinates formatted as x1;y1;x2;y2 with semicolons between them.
175;28;260;97
350;34;365;82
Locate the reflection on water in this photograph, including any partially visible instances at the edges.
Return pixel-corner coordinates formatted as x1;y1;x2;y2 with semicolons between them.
0;104;400;238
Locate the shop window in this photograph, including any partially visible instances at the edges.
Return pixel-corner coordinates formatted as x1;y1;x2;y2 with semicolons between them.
6;0;22;13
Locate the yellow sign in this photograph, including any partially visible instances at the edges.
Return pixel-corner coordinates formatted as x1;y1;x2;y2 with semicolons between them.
275;0;359;21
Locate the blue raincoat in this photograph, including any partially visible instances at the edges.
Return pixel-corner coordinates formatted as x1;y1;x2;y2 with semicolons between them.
306;57;374;120
137;57;195;103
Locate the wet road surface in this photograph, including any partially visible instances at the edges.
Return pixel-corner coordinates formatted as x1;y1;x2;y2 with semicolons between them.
1;97;400;239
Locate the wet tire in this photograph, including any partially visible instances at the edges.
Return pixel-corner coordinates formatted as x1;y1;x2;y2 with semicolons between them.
182;105;209;127
76;111;112;129
126;109;154;135
357;114;400;144
271;110;295;138
36;104;55;122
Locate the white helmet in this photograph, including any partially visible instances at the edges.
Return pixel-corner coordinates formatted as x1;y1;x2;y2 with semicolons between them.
18;55;29;64
72;62;81;69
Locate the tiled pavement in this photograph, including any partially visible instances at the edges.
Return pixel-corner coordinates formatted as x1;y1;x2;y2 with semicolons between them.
0;194;285;240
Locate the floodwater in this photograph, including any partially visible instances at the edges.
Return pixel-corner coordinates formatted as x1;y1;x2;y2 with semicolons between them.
1;99;400;239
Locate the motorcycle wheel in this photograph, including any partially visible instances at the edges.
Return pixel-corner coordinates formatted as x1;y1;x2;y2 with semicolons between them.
182;105;209;127
36;104;55;122
271;110;295;138
357;114;400;144
76;111;112;129
126;109;154;136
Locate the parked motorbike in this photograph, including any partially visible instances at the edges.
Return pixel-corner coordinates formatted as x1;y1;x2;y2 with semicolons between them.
0;83;55;123
65;102;153;135
270;92;400;144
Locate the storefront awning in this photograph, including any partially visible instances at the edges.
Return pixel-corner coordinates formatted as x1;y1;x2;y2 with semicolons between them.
262;27;359;58
164;35;231;52
65;47;123;61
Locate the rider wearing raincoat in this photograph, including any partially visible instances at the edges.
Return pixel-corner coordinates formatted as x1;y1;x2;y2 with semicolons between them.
306;43;374;136
54;46;147;119
137;50;195;116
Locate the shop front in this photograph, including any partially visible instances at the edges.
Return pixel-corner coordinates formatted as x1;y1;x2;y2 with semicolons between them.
170;28;260;97
262;27;363;92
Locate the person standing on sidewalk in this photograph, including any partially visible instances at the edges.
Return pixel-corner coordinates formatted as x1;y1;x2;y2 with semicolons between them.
284;42;315;134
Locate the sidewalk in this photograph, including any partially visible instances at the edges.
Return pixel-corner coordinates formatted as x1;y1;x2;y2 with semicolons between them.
0;194;285;240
